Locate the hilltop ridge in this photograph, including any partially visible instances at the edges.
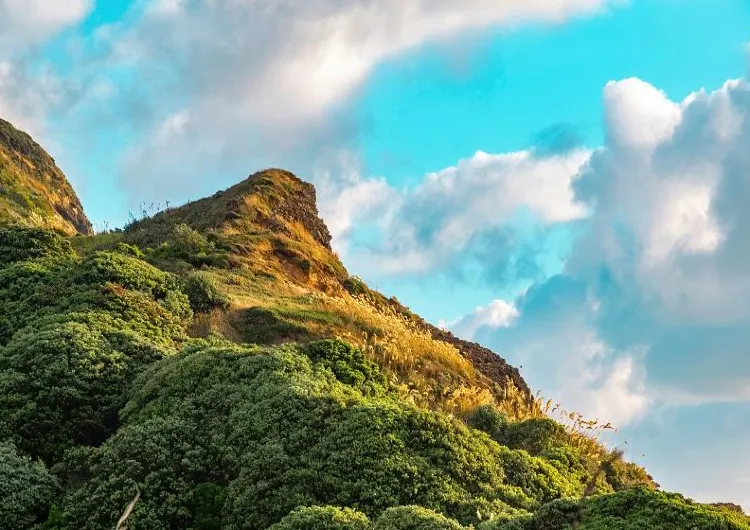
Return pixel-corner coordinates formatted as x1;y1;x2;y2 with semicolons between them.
124;168;533;406
0;119;91;235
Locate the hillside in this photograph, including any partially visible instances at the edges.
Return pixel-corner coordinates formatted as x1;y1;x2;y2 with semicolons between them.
0;129;747;529
0;120;92;236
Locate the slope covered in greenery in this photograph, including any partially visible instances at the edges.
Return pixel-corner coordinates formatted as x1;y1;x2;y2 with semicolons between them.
0;140;747;529
0;120;92;236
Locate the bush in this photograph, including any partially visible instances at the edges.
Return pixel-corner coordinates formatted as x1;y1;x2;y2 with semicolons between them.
184;272;232;313
498;418;568;457
0;316;170;464
146;224;230;268
0;250;192;346
0;226;75;266
54;343;576;530
112;242;144;258
374;506;466;530
269;506;371;530
465;405;509;440
490;487;750;530
0;442;60;530
305;339;386;393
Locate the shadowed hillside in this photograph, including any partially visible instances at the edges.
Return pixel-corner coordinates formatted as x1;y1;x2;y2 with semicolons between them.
0;120;91;236
0;127;747;530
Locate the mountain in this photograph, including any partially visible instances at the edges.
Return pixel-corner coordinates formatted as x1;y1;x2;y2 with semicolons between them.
0;119;91;236
0;128;747;530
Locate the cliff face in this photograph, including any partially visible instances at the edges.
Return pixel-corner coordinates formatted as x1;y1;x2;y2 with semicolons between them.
0;119;92;235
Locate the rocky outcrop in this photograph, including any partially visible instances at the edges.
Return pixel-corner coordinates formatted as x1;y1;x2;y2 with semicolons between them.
0;119;92;235
428;325;532;403
264;175;332;249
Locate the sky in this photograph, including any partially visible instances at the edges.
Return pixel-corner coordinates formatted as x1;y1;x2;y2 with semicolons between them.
1;0;750;509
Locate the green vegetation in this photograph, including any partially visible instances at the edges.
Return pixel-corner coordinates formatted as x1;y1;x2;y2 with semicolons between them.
484;487;750;529
0;119;91;235
0;162;747;530
51;341;572;529
0;442;60;530
269;506;371;530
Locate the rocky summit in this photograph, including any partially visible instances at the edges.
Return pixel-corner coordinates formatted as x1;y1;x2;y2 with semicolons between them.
0;121;747;530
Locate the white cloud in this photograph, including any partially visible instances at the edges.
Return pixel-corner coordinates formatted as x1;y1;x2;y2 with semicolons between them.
75;0;617;204
449;299;521;340
448;75;750;417
0;0;92;137
125;0;614;127
344;149;591;276
0;0;91;55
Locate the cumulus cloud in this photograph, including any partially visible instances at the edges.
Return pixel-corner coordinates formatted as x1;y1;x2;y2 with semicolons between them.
0;0;92;137
446;75;750;419
67;0;616;205
444;299;520;341
0;0;91;55
341;149;590;277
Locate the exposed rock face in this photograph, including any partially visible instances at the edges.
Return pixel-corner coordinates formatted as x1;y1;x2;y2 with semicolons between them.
0;119;92;235
428;325;532;403
265;177;332;249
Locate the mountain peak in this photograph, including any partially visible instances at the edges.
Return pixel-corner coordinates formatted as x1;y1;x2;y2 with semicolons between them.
129;168;331;247
0;119;92;235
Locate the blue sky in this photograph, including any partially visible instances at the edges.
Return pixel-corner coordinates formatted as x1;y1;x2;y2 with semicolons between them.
1;0;750;510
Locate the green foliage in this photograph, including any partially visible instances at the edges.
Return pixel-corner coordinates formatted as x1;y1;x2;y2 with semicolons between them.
0;226;74;266
305;339;387;394
500;418;568;457
184;271;232;313
0;442;60;530
343;276;369;296
0;234;190;465
0;316;170;464
488;487;750;529
113;242;144;258
145;223;230;268
465;405;509;440
53;343;576;529
374;506;466;530
269;506;371;530
0;248;191;346
190;483;227;530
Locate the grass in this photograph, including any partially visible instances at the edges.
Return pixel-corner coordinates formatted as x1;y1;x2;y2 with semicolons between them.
0;119;91;236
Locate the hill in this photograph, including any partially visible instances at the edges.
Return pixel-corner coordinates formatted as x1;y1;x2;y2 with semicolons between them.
0;119;91;236
0;127;746;530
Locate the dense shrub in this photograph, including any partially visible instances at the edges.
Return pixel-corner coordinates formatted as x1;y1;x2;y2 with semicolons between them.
0;249;192;346
500;418;568;457
0;316;170;464
0;226;74;266
269;506;371;530
53;342;576;529
487;487;750;529
374;506;466;530
305;339;387;393
112;242;144;258
184;271;232;313
0;237;190;465
146;224;230;268
465;404;509;440
0;442;60;530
